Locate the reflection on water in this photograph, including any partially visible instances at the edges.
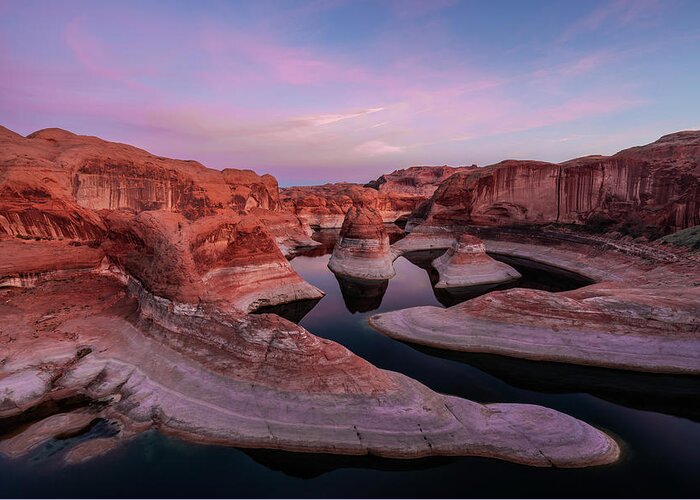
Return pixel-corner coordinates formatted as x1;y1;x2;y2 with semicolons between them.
410;346;700;423
243;448;455;479
2;228;699;498
277;230;594;317
400;249;593;307
335;276;389;313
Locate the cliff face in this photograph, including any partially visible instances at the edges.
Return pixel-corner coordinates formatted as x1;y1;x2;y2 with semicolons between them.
0;125;321;313
422;132;700;234
280;183;377;228
366;165;477;197
101;209;324;313
0;127;280;241
281;165;474;228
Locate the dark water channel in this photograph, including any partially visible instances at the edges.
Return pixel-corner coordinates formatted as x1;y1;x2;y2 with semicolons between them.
2;228;699;498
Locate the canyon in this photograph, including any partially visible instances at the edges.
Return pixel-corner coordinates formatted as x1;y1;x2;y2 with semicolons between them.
2;125;699;471
415;131;699;234
280;165;475;228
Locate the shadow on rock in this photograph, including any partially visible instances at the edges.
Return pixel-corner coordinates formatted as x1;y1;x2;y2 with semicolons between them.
253;298;322;324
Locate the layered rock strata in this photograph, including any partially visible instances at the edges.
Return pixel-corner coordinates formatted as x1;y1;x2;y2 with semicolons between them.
0;273;620;467
419;131;700;234
431;233;521;288
101;210;324;313
250;208;321;257
281;166;473;228
328;207;395;280
371;233;700;374
0;126;281;243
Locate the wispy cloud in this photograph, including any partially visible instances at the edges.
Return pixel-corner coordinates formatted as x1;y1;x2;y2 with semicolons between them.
0;0;695;182
354;140;404;156
301;107;385;126
559;0;663;43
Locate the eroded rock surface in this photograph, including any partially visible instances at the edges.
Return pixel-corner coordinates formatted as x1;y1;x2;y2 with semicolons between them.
281;166;473;228
0;274;619;467
102;209;324;313
250;208;321;257
0;126;280;242
328;207;395;280
371;233;700;374
431;233;521;288
0;124;621;468
419;131;700;235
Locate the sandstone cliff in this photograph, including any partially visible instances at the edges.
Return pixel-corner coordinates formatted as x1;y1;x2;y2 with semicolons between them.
281;165;474;228
0;126;280;241
420;131;700;235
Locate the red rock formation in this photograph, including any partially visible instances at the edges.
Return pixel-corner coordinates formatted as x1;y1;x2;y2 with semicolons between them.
431;233;521;288
249;207;320;257
328;206;395;280
101;209;324;313
280;183;379;228
371;231;700;374
421;132;700;234
0;272;619;466
0;124;625;467
281;165;474;228
366;165;477;198
0;126;280;242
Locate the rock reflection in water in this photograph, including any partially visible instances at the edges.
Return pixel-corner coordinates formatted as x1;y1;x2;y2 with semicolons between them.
400;249;592;307
334;275;389;313
411;346;700;422
244;448;454;479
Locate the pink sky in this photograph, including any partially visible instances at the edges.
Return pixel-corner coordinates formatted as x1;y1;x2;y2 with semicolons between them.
1;0;699;184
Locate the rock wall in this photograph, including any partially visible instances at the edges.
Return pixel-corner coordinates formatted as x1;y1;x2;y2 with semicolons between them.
0;126;281;242
102;210;324;313
281;165;474;228
422;132;700;234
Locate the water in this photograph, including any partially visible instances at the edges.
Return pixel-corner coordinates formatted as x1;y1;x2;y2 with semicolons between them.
2;230;699;498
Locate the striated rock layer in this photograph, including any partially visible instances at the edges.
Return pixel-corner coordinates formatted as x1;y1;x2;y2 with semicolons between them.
0;125;323;311
249;208;321;257
102;209;324;313
281;166;474;228
431;233;521;288
0;126;281;241
419;131;700;235
0;124;622;468
0;273;619;467
328;207;395;280
371;232;700;374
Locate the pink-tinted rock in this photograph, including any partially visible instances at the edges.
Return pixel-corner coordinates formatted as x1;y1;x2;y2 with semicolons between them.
431;233;521;288
371;233;700;374
250;207;321;257
101;209;324;313
421;131;700;234
280;166;475;228
328;206;395;280
0;273;619;466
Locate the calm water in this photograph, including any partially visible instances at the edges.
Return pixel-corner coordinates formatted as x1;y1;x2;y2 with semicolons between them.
2;230;699;498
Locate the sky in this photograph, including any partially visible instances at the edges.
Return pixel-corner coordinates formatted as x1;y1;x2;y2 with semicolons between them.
1;0;699;185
